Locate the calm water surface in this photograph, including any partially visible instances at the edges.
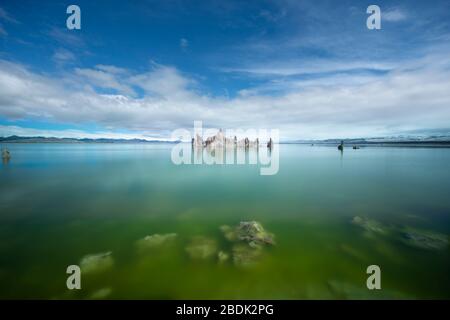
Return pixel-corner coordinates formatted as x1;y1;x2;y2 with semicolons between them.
0;143;449;299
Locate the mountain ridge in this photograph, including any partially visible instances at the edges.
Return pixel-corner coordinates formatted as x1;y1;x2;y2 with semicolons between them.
2;135;450;145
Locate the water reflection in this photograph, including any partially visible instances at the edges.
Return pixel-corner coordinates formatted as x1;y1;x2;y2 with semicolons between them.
1;147;11;165
189;143;279;175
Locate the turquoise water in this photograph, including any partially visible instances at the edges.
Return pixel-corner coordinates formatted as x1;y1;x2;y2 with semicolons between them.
0;143;449;299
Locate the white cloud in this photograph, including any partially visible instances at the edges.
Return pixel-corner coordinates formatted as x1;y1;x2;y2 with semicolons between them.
0;24;6;37
221;60;395;77
0;125;166;141
1;51;450;140
74;66;135;96
48;27;85;47
53;48;76;64
95;65;128;75
0;7;17;37
180;38;189;50
128;65;195;98
258;9;286;22
383;8;408;22
0;7;19;24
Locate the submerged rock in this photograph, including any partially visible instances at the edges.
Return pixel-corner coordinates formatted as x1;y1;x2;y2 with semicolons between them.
232;244;263;267
89;287;112;299
218;251;229;263
352;216;448;252
80;251;113;274
221;221;275;245
328;280;411;299
400;229;448;251
219;225;237;242
136;233;177;249
220;221;275;267
352;216;387;234
185;236;217;260
340;244;368;261
305;284;335;300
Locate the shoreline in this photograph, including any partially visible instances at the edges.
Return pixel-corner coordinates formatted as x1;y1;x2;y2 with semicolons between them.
2;141;450;148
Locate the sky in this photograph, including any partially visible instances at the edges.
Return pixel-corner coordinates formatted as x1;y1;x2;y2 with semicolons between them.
0;0;450;141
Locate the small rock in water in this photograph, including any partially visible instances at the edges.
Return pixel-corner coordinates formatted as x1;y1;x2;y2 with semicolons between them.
80;251;113;274
221;221;275;245
89;287;112;299
219;225;237;242
352;216;386;234
185;236;217;259
400;229;448;251
352;216;448;252
237;221;275;245
220;221;275;267
136;233;177;249
218;251;229;263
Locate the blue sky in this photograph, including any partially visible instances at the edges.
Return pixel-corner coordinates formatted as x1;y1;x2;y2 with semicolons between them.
0;0;450;140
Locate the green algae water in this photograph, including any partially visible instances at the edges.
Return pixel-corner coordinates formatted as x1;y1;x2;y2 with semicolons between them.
0;143;449;299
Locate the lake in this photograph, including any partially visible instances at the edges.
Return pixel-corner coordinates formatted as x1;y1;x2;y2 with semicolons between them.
0;143;449;299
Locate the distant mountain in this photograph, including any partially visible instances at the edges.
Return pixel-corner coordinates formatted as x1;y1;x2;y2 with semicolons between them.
2;135;450;145
284;135;450;145
0;135;178;143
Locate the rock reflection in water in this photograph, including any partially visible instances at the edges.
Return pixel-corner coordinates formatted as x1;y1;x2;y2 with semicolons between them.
191;144;277;168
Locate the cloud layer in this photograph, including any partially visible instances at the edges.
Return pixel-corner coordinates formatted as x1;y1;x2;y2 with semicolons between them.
1;50;450;140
